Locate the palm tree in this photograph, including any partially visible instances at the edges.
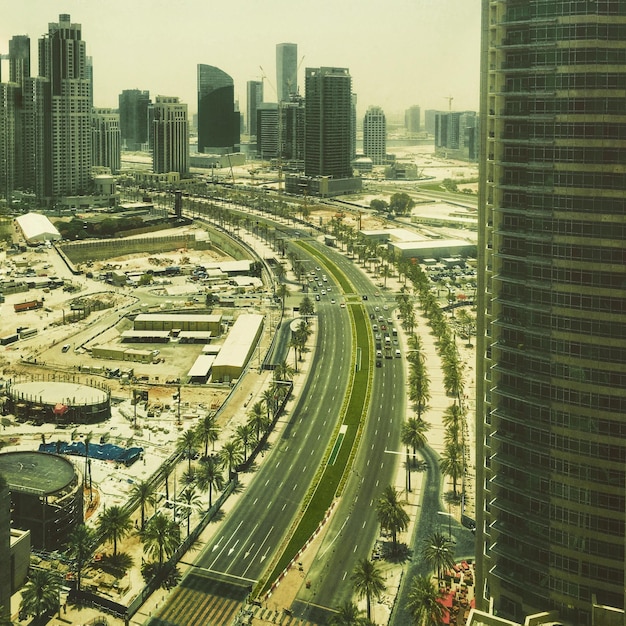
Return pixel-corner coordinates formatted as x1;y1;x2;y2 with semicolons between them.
235;423;254;462
179;486;202;536
247;401;269;442
141;512;181;566
195;413;220;457
405;574;446;626
329;600;368;625
19;569;61;622
262;387;276;420
422;532;456;582
98;505;132;556
440;441;464;497
219;439;244;478
64;523;96;592
274;359;294;382
130;479;155;531
375;485;410;552
351;558;386;622
177;429;199;471
196;456;224;509
402;418;430;463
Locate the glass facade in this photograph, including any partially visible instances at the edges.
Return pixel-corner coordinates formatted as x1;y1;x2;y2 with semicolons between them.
476;1;626;624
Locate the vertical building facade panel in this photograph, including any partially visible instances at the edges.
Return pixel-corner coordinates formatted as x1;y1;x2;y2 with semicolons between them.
476;2;626;624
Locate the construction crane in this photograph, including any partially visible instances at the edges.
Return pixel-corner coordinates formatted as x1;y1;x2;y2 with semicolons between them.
286;55;306;96
259;66;277;100
444;95;454;111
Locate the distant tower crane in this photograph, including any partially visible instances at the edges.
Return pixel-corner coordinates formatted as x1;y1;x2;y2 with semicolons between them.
444;95;454;111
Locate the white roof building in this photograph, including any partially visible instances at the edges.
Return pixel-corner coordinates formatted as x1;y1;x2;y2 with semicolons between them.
15;213;61;243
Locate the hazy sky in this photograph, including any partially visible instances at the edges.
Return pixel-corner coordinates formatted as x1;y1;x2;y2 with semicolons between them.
1;0;481;121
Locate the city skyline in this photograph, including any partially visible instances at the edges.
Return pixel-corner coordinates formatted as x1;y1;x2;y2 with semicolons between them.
0;0;481;119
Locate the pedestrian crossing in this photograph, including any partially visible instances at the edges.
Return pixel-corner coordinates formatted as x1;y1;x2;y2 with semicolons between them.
145;571;323;626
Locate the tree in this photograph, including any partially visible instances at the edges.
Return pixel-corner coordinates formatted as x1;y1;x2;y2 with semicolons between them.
179;487;202;536
369;198;389;213
196;456;224;509
141;512;181;566
405;575;446;626
276;282;289;309
273;360;294;382
389;192;415;215
440;441;464;497
299;295;315;320
422;532;456;582
19;569;61;622
247;401;269;442
65;523;96;592
177;429;199;472
195;413;220;457
98;505;132;556
219;439;244;478
375;485;409;551
235;422;254;462
351;558;386;622
130;479;155;531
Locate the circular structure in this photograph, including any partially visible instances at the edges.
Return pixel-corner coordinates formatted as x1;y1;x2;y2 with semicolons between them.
0;451;83;550
6;379;111;424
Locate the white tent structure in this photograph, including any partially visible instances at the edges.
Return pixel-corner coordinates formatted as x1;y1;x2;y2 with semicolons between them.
15;213;61;244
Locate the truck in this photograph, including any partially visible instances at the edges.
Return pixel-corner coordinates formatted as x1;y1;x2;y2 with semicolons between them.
384;345;393;359
14;299;43;313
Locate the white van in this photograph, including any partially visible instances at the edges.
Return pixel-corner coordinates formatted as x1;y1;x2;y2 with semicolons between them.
395;349;401;358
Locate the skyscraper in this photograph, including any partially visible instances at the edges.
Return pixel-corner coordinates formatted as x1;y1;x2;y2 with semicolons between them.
476;2;626;625
8;35;30;85
279;94;305;165
197;64;240;154
38;14;92;198
246;79;263;136
276;43;297;102
92;108;121;174
119;89;151;151
0;474;10;623
405;105;421;135
304;67;353;179
151;96;188;175
257;103;279;160
363;105;386;166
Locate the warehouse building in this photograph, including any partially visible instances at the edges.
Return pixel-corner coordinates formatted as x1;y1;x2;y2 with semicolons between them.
15;213;61;244
211;313;263;383
133;313;222;334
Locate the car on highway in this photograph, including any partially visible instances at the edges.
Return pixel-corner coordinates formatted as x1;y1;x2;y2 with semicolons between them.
340;303;346;308
331;299;336;304
376;360;382;368
315;294;320;301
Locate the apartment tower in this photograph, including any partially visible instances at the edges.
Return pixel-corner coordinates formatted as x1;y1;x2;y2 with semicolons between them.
363;105;386;165
119;89;150;151
38;14;92;198
276;43;297;102
304;67;353;179
91;108;121;174
476;2;626;624
151;96;188;176
246;79;263;136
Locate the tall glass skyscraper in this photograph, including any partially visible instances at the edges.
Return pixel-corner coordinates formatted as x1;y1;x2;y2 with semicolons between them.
476;2;626;625
276;43;297;102
197;64;240;154
363;105;386;166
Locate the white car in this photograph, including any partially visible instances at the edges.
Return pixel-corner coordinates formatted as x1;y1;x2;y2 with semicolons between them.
331;299;336;304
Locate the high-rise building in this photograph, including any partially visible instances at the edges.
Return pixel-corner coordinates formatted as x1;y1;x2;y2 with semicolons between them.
405;105;421;135
0;82;18;202
276;43;297;102
435;110;478;161
246;80;263;136
279;94;305;166
197;64;240;154
257;103;279;160
304;67;353;179
92;108;121;174
424;109;438;135
8;35;30;85
38;14;92;198
476;2;626;625
119;89;151;151
363;105;386;165
151;96;188;175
